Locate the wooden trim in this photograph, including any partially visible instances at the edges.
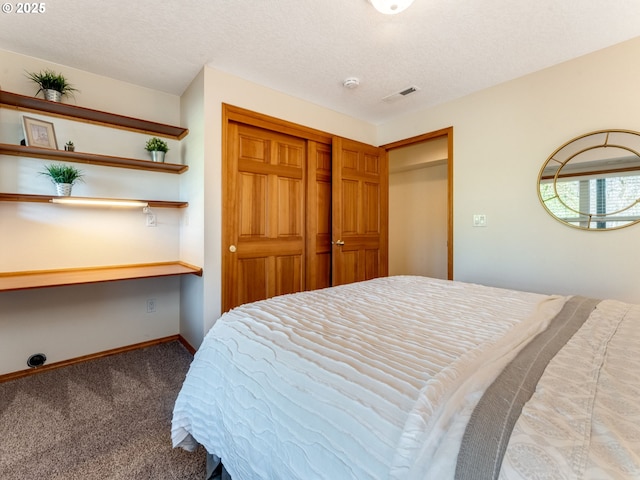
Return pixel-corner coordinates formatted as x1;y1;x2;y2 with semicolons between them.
223;103;333;145
0;144;187;173
382;126;454;280
0;90;188;140
0;193;188;208
0;335;192;384
447;128;454;280
178;335;197;355
380;127;454;151
220;112;234;313
0;261;203;292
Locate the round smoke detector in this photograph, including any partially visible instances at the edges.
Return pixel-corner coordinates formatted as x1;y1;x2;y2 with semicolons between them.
343;77;360;89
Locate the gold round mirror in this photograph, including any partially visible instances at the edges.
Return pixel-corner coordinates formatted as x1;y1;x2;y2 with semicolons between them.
538;129;640;230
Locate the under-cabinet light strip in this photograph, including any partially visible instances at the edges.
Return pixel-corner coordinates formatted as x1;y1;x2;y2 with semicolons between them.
50;197;149;208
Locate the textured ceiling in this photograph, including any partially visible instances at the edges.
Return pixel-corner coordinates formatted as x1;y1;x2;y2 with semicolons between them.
1;0;639;124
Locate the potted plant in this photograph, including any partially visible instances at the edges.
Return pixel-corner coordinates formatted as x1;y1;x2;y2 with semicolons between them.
64;141;75;152
40;163;84;196
145;137;169;163
25;69;78;102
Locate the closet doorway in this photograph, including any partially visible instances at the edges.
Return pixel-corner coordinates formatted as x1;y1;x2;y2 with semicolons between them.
383;127;453;280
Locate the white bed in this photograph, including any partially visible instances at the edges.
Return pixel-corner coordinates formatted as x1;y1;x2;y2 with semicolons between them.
171;276;640;479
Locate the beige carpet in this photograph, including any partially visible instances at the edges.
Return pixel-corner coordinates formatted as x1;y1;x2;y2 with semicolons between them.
0;341;206;479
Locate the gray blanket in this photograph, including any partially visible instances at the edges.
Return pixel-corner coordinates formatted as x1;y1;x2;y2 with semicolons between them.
455;296;600;480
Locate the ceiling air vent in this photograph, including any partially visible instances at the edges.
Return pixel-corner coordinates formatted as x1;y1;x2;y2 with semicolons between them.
382;85;421;102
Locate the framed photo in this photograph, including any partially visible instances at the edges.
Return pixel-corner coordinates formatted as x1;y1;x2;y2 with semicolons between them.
22;116;58;149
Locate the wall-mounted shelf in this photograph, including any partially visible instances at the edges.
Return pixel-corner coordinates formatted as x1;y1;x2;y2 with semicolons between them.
0;261;203;292
0;91;195;296
0;90;189;140
0;193;188;208
0;144;188;174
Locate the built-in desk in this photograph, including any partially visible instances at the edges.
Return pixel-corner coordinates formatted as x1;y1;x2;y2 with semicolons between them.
0;261;202;292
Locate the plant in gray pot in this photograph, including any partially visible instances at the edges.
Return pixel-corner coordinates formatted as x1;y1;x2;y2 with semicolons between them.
145;137;169;163
25;69;78;102
40;163;84;196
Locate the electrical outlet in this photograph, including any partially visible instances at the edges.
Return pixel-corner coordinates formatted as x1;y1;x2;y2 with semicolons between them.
146;298;156;313
146;213;157;227
27;353;47;368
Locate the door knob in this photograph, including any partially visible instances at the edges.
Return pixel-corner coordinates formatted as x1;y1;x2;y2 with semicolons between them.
229;245;237;253
334;240;345;246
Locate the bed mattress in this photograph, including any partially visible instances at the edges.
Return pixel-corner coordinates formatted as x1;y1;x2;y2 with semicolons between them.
171;276;640;479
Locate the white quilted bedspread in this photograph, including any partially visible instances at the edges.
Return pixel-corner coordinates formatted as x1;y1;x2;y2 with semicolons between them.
172;276;564;479
500;299;640;479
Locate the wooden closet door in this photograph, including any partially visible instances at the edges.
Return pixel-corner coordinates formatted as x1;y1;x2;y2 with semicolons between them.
305;141;332;290
332;137;388;286
223;122;306;312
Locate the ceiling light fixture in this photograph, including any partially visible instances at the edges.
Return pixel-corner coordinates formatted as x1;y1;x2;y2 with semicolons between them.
50;197;149;208
369;0;415;15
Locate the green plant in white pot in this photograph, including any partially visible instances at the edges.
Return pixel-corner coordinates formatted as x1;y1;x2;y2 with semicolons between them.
25;69;78;102
145;137;169;163
40;163;84;196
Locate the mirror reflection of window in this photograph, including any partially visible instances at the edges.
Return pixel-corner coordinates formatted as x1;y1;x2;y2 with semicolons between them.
538;130;640;230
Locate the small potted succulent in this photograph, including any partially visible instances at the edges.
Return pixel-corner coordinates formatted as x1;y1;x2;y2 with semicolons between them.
40;163;84;196
25;69;78;102
145;137;169;163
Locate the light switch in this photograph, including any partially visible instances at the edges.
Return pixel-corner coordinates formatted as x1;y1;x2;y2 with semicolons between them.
473;214;487;227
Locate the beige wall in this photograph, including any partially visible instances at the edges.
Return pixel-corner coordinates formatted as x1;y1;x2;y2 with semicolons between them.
178;69;206;348
3;35;640;374
0;50;180;124
379;37;640;303
389;138;448;279
0;49;377;374
0;50;184;375
179;66;379;348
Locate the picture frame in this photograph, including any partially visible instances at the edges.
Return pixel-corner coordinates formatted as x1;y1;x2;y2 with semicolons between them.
22;116;58;149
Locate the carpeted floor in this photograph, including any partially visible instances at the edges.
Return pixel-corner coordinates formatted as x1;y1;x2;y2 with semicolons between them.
0;341;206;479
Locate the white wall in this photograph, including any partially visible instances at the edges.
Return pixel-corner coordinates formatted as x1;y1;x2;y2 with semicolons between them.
0;50;185;375
379;37;640;303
